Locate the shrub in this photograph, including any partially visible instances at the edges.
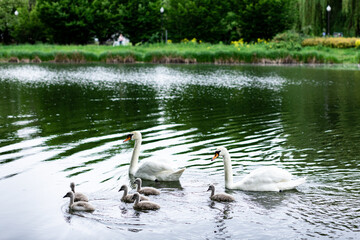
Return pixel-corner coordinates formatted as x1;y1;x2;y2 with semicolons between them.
272;30;303;44
302;37;360;48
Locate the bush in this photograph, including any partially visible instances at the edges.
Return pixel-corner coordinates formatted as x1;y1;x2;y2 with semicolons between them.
272;30;303;44
267;30;303;51
302;37;360;48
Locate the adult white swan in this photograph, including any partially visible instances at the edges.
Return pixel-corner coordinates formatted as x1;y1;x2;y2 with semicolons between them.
211;147;306;192
123;131;185;181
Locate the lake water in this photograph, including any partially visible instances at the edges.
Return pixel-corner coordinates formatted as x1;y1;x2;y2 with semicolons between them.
0;63;359;239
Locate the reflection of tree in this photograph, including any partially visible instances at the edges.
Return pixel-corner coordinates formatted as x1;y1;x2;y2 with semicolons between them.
163;84;280;134
0;65;161;177
279;68;360;170
162;78;282;159
0;71;160;136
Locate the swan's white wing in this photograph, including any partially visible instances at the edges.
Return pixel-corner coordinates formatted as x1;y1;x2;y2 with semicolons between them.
138;159;175;172
135;159;184;181
242;166;293;184
234;166;296;191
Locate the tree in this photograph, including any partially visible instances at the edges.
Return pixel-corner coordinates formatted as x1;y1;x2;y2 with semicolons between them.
296;0;360;37
238;0;295;42
0;0;26;43
90;0;124;44
37;0;94;44
119;0;163;44
11;5;47;43
341;0;360;36
166;0;238;43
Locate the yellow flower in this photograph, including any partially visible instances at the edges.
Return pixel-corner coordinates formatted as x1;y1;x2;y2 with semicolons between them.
356;39;360;48
181;38;189;43
167;39;172;44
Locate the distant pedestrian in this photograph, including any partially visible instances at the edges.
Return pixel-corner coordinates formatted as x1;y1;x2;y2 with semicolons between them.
118;34;124;45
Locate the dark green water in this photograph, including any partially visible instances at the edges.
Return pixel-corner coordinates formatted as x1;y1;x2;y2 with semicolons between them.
0;63;359;239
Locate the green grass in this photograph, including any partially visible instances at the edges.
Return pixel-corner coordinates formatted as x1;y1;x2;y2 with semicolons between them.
0;43;359;64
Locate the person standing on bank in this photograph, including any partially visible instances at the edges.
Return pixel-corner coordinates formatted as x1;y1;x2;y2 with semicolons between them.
118;34;124;45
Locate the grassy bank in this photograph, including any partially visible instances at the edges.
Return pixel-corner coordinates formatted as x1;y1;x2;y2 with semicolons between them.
0;42;359;64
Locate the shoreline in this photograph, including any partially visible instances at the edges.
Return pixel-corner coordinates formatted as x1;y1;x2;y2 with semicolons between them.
0;55;354;65
1;44;359;65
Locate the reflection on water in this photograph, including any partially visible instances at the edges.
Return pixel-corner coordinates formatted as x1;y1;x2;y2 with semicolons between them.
0;63;360;239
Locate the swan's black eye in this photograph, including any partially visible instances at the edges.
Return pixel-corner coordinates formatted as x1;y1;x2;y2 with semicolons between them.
215;151;221;155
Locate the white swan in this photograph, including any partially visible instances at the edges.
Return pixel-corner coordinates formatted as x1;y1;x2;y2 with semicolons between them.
123;131;185;181
211;147;306;192
63;191;95;212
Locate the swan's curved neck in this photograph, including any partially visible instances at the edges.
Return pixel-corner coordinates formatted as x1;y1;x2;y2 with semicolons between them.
129;139;142;175
223;152;234;189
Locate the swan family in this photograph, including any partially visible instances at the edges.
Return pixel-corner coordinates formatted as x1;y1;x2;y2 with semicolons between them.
63;130;306;212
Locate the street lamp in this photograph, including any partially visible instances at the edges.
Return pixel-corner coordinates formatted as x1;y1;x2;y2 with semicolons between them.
160;7;164;43
326;5;331;36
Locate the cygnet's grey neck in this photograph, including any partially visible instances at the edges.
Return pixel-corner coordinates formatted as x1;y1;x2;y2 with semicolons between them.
209;187;215;197
68;193;75;206
121;186;128;198
135;180;142;191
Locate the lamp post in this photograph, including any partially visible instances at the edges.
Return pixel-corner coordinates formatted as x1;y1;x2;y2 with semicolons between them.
160;7;164;43
326;5;331;36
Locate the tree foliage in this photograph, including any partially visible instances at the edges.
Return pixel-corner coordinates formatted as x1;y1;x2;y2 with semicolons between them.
11;4;46;43
37;0;94;44
88;0;124;44
119;0;162;44
238;0;295;42
296;0;360;36
0;0;26;43
166;0;238;43
1;0;360;45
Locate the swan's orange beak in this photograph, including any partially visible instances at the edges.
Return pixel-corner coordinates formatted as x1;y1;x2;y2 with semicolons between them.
212;152;219;161
123;134;132;143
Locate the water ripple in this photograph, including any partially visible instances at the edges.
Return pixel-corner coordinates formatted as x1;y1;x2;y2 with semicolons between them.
1;64;360;239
